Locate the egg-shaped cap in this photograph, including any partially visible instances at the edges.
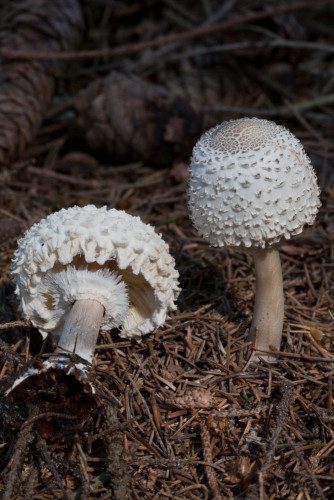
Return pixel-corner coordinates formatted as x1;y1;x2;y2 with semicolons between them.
11;205;180;339
188;118;321;249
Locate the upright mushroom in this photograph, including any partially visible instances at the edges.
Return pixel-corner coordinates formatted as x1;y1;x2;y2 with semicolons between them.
188;117;320;360
8;205;179;384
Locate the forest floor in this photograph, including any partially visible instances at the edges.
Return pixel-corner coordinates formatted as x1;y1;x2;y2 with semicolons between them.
0;1;333;499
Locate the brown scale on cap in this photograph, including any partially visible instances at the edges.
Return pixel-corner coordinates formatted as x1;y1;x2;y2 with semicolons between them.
209;118;273;153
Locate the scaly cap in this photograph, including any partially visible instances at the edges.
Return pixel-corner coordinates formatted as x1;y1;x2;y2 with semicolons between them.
188;118;321;249
11;205;180;339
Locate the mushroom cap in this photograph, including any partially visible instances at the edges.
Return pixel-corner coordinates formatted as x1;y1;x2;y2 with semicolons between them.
11;205;180;339
188;118;321;249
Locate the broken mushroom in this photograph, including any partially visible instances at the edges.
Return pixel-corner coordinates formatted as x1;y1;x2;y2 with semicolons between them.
11;204;180;360
6;205;180;413
188;117;320;360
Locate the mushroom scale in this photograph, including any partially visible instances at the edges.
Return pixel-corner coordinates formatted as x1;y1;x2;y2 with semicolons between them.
11;205;180;340
188;117;321;249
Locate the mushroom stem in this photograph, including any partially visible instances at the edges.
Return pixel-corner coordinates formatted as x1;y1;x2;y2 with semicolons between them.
55;299;105;364
249;248;284;361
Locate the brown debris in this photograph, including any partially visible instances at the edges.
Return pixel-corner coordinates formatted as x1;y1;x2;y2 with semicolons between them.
4;360;97;440
0;1;333;498
0;218;23;249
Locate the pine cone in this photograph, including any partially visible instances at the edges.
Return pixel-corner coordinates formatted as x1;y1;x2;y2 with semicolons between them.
74;72;202;166
167;388;214;410
0;0;85;164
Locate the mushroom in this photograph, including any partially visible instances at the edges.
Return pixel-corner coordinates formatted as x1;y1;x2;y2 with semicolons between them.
188;117;321;361
9;204;180;367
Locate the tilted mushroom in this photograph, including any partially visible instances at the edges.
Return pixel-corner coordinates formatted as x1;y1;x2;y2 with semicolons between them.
7;205;180;400
188;117;321;361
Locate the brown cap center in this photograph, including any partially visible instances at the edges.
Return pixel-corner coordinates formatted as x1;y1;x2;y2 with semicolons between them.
208;119;273;153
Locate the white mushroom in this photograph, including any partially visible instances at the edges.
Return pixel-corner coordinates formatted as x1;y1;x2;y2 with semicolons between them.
188;117;321;361
11;204;180;364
